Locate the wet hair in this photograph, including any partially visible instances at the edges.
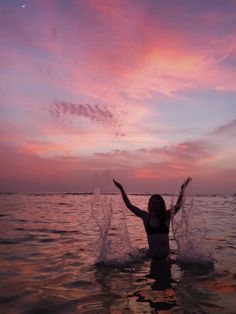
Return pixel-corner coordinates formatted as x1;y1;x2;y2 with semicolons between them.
148;194;167;225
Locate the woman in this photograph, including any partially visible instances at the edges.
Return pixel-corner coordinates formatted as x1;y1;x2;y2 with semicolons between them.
113;177;192;259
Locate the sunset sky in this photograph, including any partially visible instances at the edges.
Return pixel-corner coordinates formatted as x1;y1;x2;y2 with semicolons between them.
0;0;236;193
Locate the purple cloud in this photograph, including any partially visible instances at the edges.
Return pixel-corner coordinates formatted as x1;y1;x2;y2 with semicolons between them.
50;101;115;124
151;140;213;161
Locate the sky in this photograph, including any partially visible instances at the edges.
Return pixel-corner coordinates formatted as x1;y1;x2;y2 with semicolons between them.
0;0;236;194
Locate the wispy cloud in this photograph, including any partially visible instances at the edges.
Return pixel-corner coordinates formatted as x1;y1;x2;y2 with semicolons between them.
208;118;236;136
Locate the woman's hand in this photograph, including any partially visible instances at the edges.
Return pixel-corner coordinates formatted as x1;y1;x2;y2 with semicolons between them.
113;179;123;190
181;177;192;191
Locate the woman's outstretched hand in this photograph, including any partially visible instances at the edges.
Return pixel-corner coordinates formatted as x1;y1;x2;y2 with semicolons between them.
113;179;123;190
181;176;192;191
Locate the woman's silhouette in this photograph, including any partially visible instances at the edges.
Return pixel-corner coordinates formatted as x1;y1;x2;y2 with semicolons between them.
113;177;192;259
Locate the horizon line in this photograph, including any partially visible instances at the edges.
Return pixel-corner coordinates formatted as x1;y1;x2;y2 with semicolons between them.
0;192;235;196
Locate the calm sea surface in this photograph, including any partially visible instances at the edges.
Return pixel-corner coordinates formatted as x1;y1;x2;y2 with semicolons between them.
0;193;235;314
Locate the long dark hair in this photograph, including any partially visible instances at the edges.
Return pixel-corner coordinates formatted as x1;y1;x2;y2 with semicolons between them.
148;194;167;225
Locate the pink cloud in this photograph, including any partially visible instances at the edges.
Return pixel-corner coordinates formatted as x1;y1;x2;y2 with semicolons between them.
2;0;236;101
89;137;215;180
76;0;236;97
0;129;235;193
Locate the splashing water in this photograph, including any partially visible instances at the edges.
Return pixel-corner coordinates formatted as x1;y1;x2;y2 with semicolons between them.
90;188;112;262
91;186;140;264
171;198;213;264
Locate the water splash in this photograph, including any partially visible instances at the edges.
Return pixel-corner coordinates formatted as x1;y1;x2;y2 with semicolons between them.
91;184;140;264
91;190;113;262
171;198;213;264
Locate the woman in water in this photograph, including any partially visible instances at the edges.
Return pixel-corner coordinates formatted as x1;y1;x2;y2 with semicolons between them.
113;177;192;259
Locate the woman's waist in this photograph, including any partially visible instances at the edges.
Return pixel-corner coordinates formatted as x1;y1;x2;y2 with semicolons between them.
147;233;169;247
147;233;169;240
148;246;170;259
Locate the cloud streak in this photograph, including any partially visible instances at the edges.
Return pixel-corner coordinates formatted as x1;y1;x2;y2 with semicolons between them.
208;118;236;136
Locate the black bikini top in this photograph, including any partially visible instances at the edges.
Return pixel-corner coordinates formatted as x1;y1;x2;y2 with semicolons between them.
145;218;169;235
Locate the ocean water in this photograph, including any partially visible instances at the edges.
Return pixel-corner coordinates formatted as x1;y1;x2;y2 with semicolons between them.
0;193;236;314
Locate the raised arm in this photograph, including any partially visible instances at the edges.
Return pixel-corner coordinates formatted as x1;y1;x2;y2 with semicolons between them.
113;179;147;220
173;177;192;214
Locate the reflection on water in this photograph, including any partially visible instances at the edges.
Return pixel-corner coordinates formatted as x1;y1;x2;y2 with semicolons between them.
147;258;172;291
0;193;236;313
135;258;177;312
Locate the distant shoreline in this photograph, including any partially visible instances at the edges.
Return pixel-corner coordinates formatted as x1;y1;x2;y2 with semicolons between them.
0;192;234;197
